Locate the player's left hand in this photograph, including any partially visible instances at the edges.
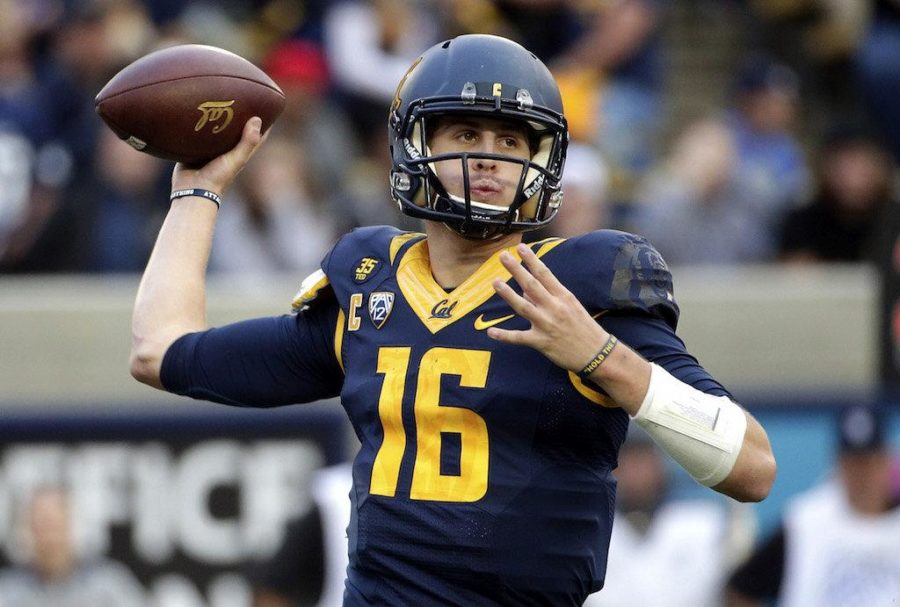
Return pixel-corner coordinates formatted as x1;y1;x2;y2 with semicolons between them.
489;243;610;374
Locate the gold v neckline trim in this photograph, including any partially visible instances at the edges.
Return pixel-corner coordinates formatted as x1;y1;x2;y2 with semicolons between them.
394;236;565;334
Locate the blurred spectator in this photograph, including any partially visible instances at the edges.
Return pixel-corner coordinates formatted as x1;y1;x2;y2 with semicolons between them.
68;128;168;272
253;505;326;607
210;133;336;277
337;125;419;232
453;2;597;143
727;405;900;607
322;0;440;145
584;428;756;607
779;126;895;263
0;486;147;607
875;187;900;388
320;0;442;232
562;0;666;199
252;463;352;607
747;0;870;126
0;0;92;272
452;0;667;217
441;1;664;208
238;0;330;56
167;2;254;61
478;1;585;64
51;0;159;182
53;0;157;94
632;118;775;264
262;38;360;202
856;0;900;162
535;142;609;239
725;56;809;228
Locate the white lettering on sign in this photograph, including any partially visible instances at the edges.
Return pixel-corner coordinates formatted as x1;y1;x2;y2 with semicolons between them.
0;440;323;564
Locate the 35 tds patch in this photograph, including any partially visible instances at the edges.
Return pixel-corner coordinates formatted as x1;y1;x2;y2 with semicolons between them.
353;257;381;283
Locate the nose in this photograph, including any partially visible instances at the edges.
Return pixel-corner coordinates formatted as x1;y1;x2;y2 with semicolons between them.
471;138;498;171
472;156;497;172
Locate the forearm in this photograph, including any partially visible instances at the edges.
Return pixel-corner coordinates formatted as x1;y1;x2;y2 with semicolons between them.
562;0;657;70
587;346;775;502
130;117;264;389
130;197;218;388
712;412;776;502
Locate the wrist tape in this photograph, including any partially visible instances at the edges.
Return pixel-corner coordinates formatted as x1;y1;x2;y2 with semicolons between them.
632;363;747;487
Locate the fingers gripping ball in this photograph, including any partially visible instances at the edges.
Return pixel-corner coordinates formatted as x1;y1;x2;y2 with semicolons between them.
95;44;285;165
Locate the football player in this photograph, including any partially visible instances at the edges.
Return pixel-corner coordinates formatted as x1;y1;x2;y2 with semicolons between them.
130;35;776;606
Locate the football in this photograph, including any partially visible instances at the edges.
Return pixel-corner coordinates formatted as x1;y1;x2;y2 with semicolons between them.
95;44;285;165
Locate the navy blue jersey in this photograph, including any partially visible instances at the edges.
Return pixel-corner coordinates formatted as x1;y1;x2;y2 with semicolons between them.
162;226;730;606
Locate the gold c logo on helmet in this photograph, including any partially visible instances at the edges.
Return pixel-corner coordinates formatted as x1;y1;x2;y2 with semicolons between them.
195;100;235;134
391;57;423;114
492;83;502;97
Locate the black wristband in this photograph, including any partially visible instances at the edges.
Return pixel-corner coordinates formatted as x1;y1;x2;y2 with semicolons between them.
577;335;619;380
170;188;222;208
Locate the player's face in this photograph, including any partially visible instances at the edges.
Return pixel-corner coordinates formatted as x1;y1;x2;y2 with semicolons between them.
429;116;532;208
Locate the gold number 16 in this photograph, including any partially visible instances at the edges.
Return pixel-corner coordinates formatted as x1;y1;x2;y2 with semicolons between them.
370;346;491;502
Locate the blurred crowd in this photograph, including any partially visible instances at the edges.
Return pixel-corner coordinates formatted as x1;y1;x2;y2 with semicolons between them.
0;0;898;276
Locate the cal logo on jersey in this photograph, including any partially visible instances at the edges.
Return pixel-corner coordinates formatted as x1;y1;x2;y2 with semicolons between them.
354;257;381;283
430;299;457;319
369;292;394;329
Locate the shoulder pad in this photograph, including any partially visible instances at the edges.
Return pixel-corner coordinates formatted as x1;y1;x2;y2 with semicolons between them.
333;226;407;259
291;269;332;312
610;233;678;321
323;226;425;294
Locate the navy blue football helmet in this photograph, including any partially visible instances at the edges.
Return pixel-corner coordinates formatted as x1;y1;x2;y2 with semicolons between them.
389;35;569;239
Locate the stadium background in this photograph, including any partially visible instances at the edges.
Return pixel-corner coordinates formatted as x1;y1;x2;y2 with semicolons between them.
0;0;898;605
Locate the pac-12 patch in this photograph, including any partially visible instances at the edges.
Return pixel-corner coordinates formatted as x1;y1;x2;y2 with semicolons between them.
353;257;381;283
369;292;395;329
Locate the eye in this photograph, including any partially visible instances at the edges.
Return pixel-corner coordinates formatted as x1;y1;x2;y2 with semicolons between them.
459;130;477;143
500;136;522;149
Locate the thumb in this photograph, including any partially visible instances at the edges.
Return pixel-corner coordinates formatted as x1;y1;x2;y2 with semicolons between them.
213;117;265;188
231;117;264;163
171;117;267;194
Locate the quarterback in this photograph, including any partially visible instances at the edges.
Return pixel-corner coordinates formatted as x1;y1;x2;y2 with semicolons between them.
130;35;775;606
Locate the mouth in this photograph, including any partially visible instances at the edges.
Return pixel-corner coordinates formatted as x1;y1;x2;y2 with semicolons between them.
470;180;504;201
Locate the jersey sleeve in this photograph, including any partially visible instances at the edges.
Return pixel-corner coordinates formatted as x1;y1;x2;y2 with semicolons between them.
601;312;732;398
580;231;733;396
160;292;343;407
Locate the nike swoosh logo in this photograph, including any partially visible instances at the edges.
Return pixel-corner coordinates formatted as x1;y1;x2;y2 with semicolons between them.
474;313;515;330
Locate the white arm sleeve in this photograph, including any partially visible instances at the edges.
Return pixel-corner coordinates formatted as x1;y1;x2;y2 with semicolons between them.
632;363;748;487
